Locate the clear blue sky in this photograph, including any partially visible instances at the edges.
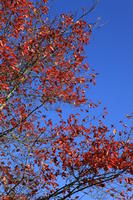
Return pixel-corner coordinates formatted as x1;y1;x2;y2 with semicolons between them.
51;0;133;125
50;1;133;199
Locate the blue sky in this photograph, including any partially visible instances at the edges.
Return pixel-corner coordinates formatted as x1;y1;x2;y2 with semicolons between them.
51;0;133;125
49;2;133;198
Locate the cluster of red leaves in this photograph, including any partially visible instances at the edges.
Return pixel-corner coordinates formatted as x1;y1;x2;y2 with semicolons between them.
0;1;132;200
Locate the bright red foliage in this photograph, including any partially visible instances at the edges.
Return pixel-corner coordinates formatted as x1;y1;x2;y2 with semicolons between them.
0;1;132;199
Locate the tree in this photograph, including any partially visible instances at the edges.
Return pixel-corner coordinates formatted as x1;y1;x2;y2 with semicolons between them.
0;0;132;199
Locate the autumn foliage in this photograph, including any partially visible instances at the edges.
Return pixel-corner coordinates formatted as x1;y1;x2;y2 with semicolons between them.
0;0;132;199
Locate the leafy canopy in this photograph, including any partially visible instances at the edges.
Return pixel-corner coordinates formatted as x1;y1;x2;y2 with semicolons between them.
0;0;132;199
